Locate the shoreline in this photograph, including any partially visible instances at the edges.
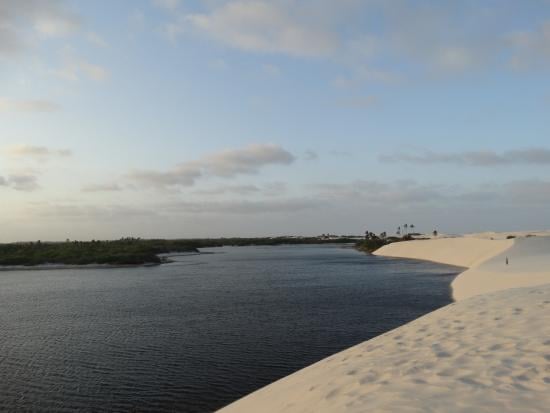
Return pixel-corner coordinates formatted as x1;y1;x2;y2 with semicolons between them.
218;233;550;412
0;252;205;271
0;243;357;271
0;262;162;272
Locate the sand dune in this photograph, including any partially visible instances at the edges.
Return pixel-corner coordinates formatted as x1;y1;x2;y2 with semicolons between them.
220;285;550;413
373;237;514;269
374;234;550;300
453;236;550;300
219;233;550;412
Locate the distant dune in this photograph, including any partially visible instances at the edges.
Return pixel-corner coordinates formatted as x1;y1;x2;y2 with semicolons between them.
374;233;550;300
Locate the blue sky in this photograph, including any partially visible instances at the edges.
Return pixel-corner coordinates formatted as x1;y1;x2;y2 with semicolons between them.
1;0;550;241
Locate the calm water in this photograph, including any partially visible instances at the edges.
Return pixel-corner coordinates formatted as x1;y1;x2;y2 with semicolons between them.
0;245;461;412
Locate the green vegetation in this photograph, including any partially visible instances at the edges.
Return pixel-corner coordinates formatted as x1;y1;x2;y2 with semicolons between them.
0;236;359;267
355;238;391;253
0;238;199;266
355;234;414;253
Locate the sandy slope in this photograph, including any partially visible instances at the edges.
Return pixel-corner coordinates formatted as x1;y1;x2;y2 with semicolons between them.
374;235;550;300
219;285;550;413
218;234;550;412
452;237;550;300
373;237;514;269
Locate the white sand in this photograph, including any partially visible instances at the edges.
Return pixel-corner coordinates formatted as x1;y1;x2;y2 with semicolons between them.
373;237;514;269
220;286;550;413
218;233;550;412
374;234;550;300
452;236;550;301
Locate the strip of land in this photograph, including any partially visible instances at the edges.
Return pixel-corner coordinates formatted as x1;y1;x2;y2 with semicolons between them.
219;232;550;412
0;237;358;268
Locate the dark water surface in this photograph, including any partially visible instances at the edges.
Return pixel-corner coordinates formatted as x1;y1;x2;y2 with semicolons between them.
0;245;461;412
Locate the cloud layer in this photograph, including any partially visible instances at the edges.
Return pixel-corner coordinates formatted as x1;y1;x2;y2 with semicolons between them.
380;149;550;166
0;174;39;191
0;0;80;57
4;145;72;159
0;98;61;112
184;1;339;57
128;144;295;188
159;1;550;80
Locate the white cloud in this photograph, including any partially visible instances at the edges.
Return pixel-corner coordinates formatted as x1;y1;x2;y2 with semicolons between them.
52;54;110;82
0;98;60;112
195;182;287;197
1;174;40;191
31;203;156;220
262;182;287;196
380;149;550;167
0;2;109;82
195;184;261;196
129;166;202;188
33;13;79;37
200;143;295;176
436;46;477;71
303;150;318;161
154;1;550;82
163;198;316;215
4;145;72;159
82;183;123;193
128;143;295;188
86;31;108;48
0;0;80;56
78;60;109;81
152;0;182;11
184;1;339;57
309;180;436;205
508;20;550;69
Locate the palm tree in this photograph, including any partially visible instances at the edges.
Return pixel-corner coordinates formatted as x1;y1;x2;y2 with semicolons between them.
397;226;401;236
410;224;415;233
404;224;408;235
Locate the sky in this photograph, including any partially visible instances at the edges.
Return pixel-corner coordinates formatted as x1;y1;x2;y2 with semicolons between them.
1;0;550;242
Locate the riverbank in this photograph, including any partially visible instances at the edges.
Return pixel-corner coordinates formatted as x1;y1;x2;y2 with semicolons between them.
219;233;550;412
0;262;163;271
0;237;358;268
